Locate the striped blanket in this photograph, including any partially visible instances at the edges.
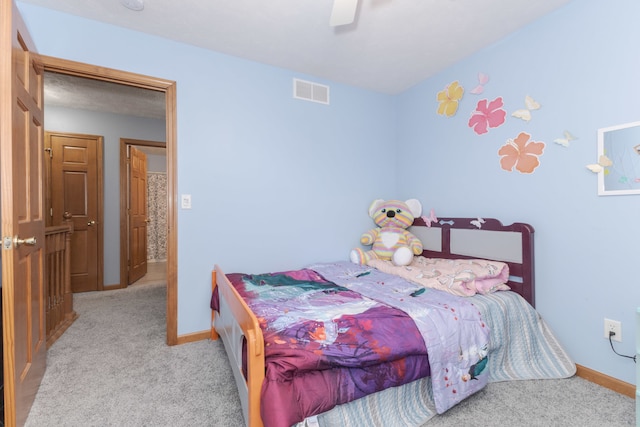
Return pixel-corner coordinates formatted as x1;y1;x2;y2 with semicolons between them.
315;290;576;426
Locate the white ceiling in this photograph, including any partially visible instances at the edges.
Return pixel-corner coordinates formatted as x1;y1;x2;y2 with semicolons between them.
22;0;573;117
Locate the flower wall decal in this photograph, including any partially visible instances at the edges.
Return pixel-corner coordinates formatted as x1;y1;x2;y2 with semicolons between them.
468;97;506;135
436;81;464;117
498;132;545;174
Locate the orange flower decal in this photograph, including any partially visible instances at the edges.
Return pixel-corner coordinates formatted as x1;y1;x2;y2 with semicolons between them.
436;81;464;117
498;132;545;174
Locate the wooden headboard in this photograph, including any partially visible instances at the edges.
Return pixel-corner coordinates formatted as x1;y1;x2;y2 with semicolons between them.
410;217;535;307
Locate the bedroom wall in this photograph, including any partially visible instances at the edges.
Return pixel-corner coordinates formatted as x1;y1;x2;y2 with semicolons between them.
17;3;397;336
19;0;637;388
396;0;639;385
44;106;166;286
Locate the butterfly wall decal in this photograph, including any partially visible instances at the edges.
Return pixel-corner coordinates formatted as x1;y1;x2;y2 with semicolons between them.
470;73;489;95
553;131;577;147
421;209;438;227
470;217;485;229
586;155;613;173
511;95;541;122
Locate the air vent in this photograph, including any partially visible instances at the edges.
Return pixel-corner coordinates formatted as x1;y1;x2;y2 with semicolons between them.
293;78;330;105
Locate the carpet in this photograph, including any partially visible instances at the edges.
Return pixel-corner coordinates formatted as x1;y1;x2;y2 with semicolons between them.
25;283;244;427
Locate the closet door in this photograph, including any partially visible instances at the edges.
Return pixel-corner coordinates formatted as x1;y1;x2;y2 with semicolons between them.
128;146;148;284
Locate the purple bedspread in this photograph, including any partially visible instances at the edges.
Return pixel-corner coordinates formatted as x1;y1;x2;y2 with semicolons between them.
212;262;489;427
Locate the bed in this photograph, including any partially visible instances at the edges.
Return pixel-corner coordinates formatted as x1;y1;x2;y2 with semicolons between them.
210;217;575;427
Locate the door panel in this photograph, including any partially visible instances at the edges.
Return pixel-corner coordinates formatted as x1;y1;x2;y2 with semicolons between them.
128;146;148;284
1;1;46;425
47;132;102;293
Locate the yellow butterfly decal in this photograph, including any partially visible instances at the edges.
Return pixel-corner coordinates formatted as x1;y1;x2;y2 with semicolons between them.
586;155;613;173
511;95;541;122
553;131;577;147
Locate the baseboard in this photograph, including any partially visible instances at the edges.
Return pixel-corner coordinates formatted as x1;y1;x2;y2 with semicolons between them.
46;311;79;349
575;364;634;398
175;330;210;345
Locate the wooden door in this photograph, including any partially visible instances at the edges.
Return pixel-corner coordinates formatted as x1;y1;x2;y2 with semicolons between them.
128;146;148;284
0;1;47;425
47;132;103;293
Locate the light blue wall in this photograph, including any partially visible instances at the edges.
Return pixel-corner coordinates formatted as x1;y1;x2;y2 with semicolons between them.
45;106;166;286
396;0;639;385
17;3;396;336
147;154;166;173
18;0;639;386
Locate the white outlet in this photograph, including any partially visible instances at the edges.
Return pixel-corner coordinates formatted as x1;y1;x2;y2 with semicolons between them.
604;318;622;342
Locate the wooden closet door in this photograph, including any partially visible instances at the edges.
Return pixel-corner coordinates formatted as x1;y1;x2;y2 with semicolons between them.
48;132;102;293
128;146;148;284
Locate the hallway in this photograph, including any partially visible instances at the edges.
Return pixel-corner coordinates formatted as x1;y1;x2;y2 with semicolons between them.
131;261;166;286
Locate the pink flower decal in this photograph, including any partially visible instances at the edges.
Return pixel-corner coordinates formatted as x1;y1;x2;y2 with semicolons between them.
436;81;464;117
498;132;545;174
468;97;506;135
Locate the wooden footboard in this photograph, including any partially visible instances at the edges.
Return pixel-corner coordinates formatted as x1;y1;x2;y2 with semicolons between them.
211;266;265;427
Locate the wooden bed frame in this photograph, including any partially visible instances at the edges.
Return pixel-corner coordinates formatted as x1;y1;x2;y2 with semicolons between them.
411;216;535;307
211;217;535;427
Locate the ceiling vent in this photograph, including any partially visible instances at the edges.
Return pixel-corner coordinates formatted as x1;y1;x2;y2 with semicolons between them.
293;79;330;105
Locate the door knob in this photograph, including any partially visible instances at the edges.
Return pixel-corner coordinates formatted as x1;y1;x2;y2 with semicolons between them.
88;220;96;226
13;236;37;247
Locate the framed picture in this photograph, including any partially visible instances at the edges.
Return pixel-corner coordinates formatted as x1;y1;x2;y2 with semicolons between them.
596;121;640;196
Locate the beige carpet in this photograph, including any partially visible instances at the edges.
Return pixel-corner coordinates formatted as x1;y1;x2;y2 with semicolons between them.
25;282;244;427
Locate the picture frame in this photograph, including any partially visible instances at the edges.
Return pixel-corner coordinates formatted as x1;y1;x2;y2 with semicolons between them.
596;121;640;196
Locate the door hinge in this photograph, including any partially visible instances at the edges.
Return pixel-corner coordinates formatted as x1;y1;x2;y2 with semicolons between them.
3;237;12;250
44;147;52;158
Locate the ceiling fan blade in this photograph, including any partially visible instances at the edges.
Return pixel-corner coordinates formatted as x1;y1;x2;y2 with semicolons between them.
330;0;358;27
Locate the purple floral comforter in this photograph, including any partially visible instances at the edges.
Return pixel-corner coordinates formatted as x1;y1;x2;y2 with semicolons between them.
212;262;489;427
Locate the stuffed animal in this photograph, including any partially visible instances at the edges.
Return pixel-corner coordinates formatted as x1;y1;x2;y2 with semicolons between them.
350;199;424;266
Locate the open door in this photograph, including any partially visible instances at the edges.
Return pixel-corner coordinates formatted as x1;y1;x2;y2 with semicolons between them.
128;146;148;284
0;0;47;425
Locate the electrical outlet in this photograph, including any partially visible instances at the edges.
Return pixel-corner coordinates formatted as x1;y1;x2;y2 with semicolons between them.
604;318;622;342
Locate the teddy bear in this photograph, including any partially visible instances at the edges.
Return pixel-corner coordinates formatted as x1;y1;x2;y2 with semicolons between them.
350;199;424;266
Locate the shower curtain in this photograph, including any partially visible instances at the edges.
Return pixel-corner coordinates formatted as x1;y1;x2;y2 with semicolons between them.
147;172;167;262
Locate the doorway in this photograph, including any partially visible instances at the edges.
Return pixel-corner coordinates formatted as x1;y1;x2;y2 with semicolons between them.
119;139;167;288
40;55;179;345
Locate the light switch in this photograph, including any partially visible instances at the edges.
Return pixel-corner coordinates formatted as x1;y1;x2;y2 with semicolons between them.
181;194;192;209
